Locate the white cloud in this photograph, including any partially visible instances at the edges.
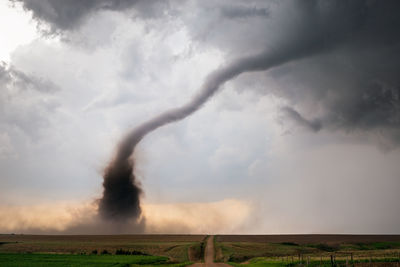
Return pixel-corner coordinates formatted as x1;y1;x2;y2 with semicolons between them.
0;1;37;62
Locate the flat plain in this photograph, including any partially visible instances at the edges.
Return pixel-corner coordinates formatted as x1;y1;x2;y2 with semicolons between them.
2;234;400;266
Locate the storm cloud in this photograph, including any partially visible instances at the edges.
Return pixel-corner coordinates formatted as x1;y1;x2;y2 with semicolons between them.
2;0;400;233
182;0;400;143
11;0;166;32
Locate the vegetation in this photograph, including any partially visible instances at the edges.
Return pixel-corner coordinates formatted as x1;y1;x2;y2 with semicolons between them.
0;234;204;266
215;236;400;266
0;235;204;261
188;239;206;262
229;257;400;267
0;253;193;267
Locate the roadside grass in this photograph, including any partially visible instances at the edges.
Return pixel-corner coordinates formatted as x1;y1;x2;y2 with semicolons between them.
188;239;206;262
229;257;400;267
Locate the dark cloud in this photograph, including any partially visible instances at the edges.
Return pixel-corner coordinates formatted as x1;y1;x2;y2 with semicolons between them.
282;106;322;132
202;0;400;144
219;5;269;19
10;0;166;33
11;0;400;143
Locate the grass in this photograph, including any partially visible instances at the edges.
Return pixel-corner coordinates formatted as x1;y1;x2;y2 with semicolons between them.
0;234;208;266
188;240;205;262
229;257;400;267
215;240;400;265
0;242;196;262
344;242;400;251
215;242;318;262
0;253;193;267
0;235;207;263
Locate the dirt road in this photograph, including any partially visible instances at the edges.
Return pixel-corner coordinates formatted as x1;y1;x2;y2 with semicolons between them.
190;236;231;267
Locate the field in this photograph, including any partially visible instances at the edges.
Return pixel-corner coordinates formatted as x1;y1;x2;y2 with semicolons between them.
2;235;400;266
0;234;206;266
214;235;400;266
0;253;189;267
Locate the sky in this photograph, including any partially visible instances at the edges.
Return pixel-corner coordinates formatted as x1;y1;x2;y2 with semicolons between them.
0;0;400;234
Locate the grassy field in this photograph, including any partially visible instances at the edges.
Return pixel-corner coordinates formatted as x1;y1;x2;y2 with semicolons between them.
0;253;191;267
214;235;400;266
0;234;206;266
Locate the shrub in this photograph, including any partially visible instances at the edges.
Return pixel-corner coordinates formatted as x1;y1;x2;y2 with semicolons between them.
101;249;110;255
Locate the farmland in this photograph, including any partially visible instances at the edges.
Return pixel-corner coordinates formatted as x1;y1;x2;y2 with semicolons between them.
0;234;206;266
214;235;400;266
0;253;189;267
2;235;400;266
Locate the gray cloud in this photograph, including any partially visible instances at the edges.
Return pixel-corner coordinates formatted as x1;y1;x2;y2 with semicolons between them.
10;0;166;33
0;62;59;139
11;0;400;143
282;106;322;132
198;0;400;144
219;5;269;19
0;62;58;93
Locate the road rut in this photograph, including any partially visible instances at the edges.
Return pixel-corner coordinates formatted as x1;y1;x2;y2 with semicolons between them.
189;235;231;267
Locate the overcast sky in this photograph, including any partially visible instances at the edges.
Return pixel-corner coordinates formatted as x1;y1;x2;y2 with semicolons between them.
0;0;400;234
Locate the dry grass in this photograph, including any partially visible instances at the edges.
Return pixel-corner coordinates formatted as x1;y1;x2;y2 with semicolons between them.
0;234;206;262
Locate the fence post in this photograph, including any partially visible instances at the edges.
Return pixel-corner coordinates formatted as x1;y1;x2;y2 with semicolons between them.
331;255;334;267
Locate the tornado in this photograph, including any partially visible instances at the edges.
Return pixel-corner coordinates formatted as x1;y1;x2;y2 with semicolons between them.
98;43;321;222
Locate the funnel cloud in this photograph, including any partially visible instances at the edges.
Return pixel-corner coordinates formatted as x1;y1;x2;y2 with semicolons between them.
98;0;400;221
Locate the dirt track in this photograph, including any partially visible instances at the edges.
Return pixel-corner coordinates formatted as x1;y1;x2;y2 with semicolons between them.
190;236;231;267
